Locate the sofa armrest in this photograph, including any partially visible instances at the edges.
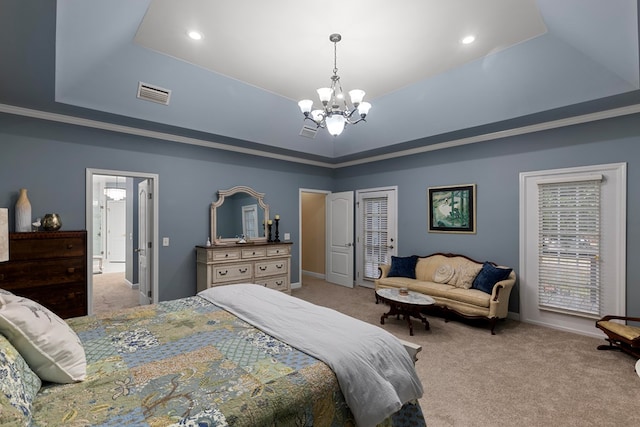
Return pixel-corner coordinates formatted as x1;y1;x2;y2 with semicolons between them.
488;271;516;319
378;264;391;279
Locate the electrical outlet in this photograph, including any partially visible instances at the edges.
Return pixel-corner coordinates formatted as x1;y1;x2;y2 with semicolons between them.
284;233;290;241
162;237;169;246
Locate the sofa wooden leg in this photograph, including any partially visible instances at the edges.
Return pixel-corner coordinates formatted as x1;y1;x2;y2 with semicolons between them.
489;318;497;335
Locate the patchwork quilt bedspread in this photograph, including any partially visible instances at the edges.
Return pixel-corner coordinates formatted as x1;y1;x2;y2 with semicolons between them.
29;296;426;426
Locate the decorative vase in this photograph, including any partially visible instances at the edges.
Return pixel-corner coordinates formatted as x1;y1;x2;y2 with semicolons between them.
15;188;32;232
41;213;62;231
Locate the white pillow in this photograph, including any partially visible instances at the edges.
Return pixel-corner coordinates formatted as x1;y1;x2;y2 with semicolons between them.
0;288;14;306
0;293;86;383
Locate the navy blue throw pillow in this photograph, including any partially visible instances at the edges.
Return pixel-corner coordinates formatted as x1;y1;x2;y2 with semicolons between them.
387;256;419;279
472;262;512;294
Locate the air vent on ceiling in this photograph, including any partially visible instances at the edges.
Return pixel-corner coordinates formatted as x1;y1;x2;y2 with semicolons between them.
137;82;171;105
299;125;317;139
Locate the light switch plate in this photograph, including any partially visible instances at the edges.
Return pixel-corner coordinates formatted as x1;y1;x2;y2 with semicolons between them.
284;233;290;241
162;237;169;246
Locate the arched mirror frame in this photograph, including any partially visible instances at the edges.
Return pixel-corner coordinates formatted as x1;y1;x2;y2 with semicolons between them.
211;186;269;244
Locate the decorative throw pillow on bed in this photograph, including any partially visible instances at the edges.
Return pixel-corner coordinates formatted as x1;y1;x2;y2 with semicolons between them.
0;293;86;384
387;255;419;279
0;288;14;306
433;264;455;284
0;333;42;425
472;262;513;294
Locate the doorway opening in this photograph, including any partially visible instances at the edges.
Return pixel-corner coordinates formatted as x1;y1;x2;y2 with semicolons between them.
86;169;159;315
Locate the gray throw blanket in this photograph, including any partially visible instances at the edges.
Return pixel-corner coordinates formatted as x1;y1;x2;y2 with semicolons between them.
199;284;423;427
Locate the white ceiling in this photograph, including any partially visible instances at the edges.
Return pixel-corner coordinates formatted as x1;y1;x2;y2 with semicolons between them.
2;0;638;165
134;0;547;102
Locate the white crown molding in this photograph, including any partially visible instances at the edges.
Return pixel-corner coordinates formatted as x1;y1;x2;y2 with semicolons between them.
1;102;639;169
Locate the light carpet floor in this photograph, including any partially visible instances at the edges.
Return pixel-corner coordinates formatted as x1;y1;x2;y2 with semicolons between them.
292;275;640;427
92;272;139;314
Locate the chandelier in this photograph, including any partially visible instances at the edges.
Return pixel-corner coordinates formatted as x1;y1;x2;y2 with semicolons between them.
298;33;371;137
104;176;126;201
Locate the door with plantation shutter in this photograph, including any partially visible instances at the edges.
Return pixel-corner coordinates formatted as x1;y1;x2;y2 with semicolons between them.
520;163;626;337
356;187;397;288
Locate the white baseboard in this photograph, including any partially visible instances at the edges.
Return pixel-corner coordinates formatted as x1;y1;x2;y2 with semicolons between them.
290;281;302;290
301;270;325;279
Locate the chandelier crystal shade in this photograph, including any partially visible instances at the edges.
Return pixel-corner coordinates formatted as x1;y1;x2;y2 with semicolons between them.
298;34;371;137
104;176;126;201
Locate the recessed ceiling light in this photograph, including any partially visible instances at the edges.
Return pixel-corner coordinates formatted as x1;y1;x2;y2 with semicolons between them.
461;35;476;45
188;31;203;41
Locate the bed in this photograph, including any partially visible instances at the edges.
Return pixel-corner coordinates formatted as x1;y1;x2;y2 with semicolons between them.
0;285;426;427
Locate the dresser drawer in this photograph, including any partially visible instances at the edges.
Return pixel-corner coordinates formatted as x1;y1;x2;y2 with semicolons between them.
0;258;85;289
241;247;267;259
211;263;252;284
256;276;289;292
9;236;85;260
209;249;241;261
10;282;87;319
255;259;288;278
267;246;289;257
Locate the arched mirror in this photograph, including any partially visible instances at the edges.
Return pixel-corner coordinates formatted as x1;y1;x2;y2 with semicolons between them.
211;186;269;244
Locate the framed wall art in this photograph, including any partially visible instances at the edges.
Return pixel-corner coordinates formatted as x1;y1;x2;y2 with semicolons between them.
428;184;476;233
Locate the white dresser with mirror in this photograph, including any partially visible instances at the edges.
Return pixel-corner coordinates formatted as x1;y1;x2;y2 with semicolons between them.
196;186;292;294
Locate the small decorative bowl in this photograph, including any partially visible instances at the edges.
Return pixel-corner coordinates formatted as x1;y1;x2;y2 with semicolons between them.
399;288;409;296
41;213;62;231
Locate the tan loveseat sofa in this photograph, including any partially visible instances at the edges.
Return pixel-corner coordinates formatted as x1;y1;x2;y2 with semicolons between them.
375;253;516;334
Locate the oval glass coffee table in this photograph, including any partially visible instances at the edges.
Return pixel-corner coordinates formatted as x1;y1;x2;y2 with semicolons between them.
376;288;436;336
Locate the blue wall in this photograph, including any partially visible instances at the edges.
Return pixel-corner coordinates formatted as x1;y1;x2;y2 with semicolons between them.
0;113;333;301
334;113;640;314
1;111;639;316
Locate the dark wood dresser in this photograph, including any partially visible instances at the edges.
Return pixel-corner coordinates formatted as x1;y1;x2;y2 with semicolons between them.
0;230;87;318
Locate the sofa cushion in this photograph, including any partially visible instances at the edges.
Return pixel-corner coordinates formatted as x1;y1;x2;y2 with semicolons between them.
377;277;421;289
407;281;456;299
451;262;482;289
433;264;455;283
444;258;483;289
445;287;491;308
387;255;419;279
472;262;513;294
415;255;449;281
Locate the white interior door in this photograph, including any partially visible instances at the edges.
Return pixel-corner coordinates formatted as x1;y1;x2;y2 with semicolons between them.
138;180;152;305
326;191;354;288
106;199;126;262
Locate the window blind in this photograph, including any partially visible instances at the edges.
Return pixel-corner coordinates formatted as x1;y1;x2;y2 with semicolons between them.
537;178;602;317
363;197;389;280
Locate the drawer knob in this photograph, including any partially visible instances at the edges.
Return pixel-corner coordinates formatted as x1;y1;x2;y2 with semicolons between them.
276;264;283;269
219;270;228;276
67;267;75;273
239;268;248;273
225;254;229;257
67;244;74;249
259;266;267;271
252;251;256;255
276;281;283;286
